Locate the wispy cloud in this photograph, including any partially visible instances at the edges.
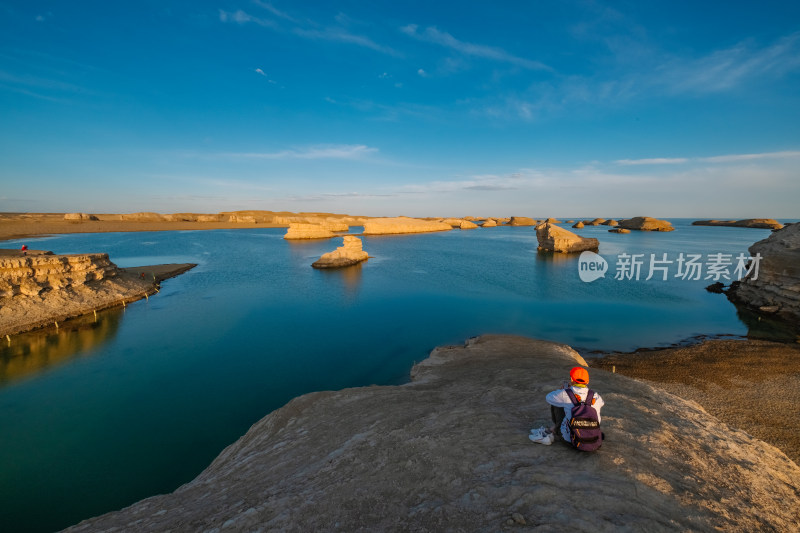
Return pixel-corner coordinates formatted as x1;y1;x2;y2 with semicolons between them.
616;157;689;166
219;5;398;55
218;9;276;28
616;150;800;166
655;32;800;94
400;24;551;71
252;1;298;23
221;144;378;160
292;28;399;56
699;150;800;163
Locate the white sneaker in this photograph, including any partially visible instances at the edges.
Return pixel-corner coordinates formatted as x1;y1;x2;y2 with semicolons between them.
529;427;554;445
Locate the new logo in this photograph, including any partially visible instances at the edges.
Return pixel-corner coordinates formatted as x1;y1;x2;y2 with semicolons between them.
578;251;608;283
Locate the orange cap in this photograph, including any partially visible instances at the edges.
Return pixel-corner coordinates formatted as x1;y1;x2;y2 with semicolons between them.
570;366;589;385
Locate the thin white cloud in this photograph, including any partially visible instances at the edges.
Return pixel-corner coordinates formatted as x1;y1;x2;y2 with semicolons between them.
417;68;427;77
616;158;689;165
656;32;800;94
292;28;399;56
400;24;551;71
221;144;378;160
252;1;298;23
699;150;800;163
218;9;276;28
616;150;800;166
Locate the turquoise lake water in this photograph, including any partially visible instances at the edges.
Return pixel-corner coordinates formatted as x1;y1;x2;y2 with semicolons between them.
0;220;783;531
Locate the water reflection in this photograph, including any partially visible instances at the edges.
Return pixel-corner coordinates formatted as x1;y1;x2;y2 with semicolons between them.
734;306;800;343
0;309;123;384
318;261;363;297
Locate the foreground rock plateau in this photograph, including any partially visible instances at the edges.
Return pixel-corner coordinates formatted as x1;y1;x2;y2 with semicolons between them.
536;223;599;253
66;335;800;532
0;249;194;336
727;222;800;323
311;236;369;269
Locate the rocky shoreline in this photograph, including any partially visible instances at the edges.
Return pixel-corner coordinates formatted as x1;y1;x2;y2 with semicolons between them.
65;335;800;532
0;249;195;337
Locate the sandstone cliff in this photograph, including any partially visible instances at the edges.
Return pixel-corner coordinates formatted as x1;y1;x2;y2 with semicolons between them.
65;335;800;532
311;236;369;269
692;219;784;230
618;216;675;232
362;217;452;235
0;250;194;336
536;223;599;253
727;222;800;323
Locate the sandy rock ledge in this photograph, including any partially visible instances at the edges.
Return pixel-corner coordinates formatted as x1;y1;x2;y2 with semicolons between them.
65;335;800;532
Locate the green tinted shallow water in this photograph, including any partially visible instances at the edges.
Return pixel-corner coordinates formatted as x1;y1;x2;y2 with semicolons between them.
0;220;783;531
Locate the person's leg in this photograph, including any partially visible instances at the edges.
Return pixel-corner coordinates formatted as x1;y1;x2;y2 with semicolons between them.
550;406;565;439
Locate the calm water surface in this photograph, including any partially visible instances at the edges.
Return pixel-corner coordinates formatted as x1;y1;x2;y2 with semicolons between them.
0;220;778;531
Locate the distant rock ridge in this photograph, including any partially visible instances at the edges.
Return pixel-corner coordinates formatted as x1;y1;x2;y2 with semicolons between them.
311;236;369;269
692;219;784;230
508;216;537;226
618;216;675;232
727;223;800;323
64;335;800;532
362;217;452;235
536;222;599;253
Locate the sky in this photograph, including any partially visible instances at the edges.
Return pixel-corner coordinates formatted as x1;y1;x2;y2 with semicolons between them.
1;0;799;217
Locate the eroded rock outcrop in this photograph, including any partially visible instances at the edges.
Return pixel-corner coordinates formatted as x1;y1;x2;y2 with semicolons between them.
618;216;675;232
65;335;800;532
0;250;195;336
283;224;336;240
692;219;784;230
727;223;800;323
609;228;630;234
362;217;452;235
536;223;599;253
572;221;584;229
584;218;606;226
481;219;498;227
311;236;369;269
64;213;97;221
508;216;537;226
459;220;478;230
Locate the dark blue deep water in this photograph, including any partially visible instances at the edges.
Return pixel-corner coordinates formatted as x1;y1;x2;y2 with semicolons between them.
0;220;780;531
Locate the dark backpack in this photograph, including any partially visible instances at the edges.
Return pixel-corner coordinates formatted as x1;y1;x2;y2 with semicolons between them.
564;388;603;451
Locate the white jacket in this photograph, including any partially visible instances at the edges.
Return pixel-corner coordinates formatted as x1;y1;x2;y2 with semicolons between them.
546;386;604;442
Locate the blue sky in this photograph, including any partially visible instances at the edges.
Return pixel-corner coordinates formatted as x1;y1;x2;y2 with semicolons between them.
1;1;799;217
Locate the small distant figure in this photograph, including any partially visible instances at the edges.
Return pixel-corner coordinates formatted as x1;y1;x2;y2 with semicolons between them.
530;366;605;450
20;244;27;255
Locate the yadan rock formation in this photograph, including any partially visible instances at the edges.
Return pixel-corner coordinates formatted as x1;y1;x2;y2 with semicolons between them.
572;221;584;229
459;220;479;230
64;213;98;221
727;222;800;323
536;223;599;254
583;218;606;226
0;249;194;336
65;335;800;532
508;216;537;226
618;216;675;232
692;219;784;230
609;228;631;234
362;217;452;235
602;219;618;226
311;236;369;269
283;223;336;240
481;219;498;227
